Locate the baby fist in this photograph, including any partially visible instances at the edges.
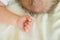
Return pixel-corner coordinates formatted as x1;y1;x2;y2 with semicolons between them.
16;16;34;32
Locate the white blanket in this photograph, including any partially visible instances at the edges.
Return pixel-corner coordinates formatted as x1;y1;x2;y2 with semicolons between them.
0;0;60;40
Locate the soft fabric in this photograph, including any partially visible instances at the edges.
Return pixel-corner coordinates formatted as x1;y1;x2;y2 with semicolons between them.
0;0;9;6
0;0;60;40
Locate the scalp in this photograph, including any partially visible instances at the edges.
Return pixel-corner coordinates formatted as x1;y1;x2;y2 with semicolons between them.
18;0;57;13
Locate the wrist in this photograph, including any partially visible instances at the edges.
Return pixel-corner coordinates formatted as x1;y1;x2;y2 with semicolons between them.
12;15;19;26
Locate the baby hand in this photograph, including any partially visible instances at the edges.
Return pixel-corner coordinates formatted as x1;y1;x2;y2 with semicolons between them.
16;16;34;32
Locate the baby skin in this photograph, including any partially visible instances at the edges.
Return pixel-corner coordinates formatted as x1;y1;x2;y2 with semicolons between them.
0;2;33;32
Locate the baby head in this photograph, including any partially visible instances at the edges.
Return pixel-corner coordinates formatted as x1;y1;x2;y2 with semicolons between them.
18;0;57;13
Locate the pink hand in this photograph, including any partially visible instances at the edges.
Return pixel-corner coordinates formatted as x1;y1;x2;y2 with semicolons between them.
17;16;34;32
